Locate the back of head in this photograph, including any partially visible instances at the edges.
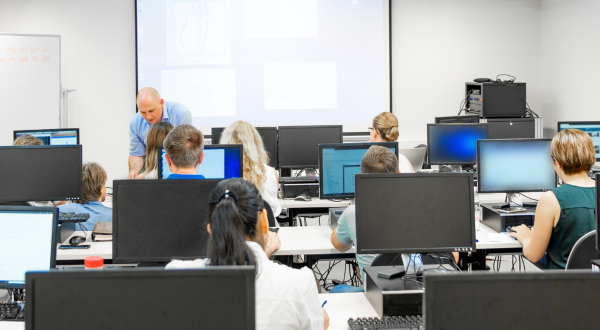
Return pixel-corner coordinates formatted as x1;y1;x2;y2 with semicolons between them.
13;134;43;146
361;145;399;174
145;122;174;171
81;162;107;203
220;121;268;190
373;112;399;142
163;124;204;169
551;128;596;175
208;178;265;269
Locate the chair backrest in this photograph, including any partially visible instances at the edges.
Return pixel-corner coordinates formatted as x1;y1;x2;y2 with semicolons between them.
263;201;277;227
565;230;598;270
414;144;430;169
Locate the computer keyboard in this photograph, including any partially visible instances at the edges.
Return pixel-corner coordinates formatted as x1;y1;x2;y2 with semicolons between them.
58;212;90;223
348;315;423;330
0;303;24;321
279;176;319;183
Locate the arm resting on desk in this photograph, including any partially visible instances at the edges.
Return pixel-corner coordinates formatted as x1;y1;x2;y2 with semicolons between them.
331;228;353;252
128;155;144;179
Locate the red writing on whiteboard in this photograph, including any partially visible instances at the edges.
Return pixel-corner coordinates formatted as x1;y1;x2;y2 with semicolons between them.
43;46;50;51
8;57;17;63
31;56;39;61
20;47;27;53
20;57;28;62
0;58;4;63
42;56;51;62
7;47;16;54
30;47;40;53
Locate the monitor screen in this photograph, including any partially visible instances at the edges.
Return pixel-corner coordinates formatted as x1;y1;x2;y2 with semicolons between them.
0;146;83;202
0;206;57;288
477;139;556;193
355;173;475;254
158;145;242;180
14;128;79;145
212;127;278;169
558;121;600;161
278;125;343;168
26;267;255;329
319;142;398;199
113;179;221;263
427;124;488;165
425;272;600;330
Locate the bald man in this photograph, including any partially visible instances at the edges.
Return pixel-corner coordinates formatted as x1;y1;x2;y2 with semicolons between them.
128;87;192;179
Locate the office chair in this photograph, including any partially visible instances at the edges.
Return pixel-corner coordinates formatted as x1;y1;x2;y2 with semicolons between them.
263;201;278;227
415;144;430;169
565;230;598;270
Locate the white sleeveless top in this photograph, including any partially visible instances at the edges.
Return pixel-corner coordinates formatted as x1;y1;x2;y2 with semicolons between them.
398;154;414;173
262;164;282;218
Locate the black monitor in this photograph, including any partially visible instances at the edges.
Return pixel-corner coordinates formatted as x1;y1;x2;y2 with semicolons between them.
355;173;475;254
558;121;600;161
278;125;343;168
434;115;480;124
113;179;221;263
427;123;488;165
212;127;279;169
425;272;600;330
319;142;398;199
26;267;255;329
0;145;82;202
0;206;57;289
14;128;79;145
158;145;243;180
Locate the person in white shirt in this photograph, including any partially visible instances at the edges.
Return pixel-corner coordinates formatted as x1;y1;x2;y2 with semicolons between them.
135;121;174;180
369;112;415;173
219;121;282;221
166;178;328;330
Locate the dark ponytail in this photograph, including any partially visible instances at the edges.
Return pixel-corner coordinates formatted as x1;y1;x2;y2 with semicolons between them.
207;178;265;269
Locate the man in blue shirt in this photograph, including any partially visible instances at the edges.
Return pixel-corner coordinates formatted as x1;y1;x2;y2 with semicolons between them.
163;124;206;179
128;87;192;179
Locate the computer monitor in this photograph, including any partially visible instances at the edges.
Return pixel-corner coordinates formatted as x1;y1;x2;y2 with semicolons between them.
212;127;279;169
427;124;488;165
113;179;221;263
319;142;398;199
278;125;343;168
425;272;600;330
14;128;79;145
158;145;243;180
558;121;600;161
26;267;255;329
434;115;480;124
0;206;57;289
0;145;82;202
355;173;475;254
477;139;556;194
596;173;600;253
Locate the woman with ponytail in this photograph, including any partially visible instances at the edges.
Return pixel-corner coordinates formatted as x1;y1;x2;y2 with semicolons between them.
166;178;328;330
370;112;415;173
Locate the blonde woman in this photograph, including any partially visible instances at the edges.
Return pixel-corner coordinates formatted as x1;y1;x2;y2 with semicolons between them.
135;122;174;180
510;129;596;269
369;112;415;173
220;121;282;219
13;134;43;146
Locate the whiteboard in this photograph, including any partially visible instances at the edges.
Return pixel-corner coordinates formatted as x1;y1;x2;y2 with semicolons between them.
0;33;61;146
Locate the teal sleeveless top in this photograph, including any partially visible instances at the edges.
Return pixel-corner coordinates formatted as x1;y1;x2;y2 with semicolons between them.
546;184;596;269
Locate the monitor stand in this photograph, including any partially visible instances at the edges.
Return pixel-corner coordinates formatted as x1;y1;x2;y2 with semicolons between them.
492;193;537;209
401;253;423;279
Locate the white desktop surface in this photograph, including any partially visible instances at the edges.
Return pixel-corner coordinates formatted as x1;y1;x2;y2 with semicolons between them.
281;197;351;209
272;227;304;256
319;293;377;330
295;225;356;255
57;231;112;260
0;322;24;330
476;223;522;249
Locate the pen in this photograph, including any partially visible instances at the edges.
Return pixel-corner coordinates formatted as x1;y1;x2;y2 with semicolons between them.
321;300;327;308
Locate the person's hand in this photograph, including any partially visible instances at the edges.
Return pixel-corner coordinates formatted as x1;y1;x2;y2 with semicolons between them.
264;231;281;257
323;309;329;330
128;171;138;180
508;224;533;242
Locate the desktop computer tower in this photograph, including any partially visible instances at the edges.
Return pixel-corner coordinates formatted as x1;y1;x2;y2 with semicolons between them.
281;183;320;199
480;117;536;139
466;82;526;118
481;203;536;232
364;266;424;317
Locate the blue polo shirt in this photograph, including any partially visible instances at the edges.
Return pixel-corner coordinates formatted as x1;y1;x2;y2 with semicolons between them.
129;101;192;156
58;201;112;232
167;174;206;179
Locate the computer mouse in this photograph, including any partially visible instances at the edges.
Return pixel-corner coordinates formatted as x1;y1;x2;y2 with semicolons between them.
69;236;86;246
294;194;312;202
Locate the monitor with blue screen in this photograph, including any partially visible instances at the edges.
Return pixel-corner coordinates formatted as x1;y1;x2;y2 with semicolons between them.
0;206;57;288
14;128;79;145
558;121;600;161
427;124;488;165
319;142;398;199
158;145;243;180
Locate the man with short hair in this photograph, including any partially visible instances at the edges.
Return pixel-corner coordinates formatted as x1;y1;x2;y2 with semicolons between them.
128;87;192;179
330;145;399;293
163;124;205;179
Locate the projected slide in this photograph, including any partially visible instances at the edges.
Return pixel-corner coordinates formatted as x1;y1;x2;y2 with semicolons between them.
137;0;390;132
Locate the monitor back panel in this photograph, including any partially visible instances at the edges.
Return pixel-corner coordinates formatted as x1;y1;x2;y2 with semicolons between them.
278;125;343;168
211;127;278;168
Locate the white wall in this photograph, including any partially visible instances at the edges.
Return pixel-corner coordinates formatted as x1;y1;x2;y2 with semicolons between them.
392;0;541;141
0;0;136;185
540;0;600;137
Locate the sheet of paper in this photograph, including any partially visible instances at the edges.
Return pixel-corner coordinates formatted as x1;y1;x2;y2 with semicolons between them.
244;0;318;38
264;62;337;110
488;233;518;243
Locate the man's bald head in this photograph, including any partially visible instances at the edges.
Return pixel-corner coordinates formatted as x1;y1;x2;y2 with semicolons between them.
137;87;164;125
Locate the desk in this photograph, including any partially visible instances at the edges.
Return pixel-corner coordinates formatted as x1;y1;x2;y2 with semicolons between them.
280;198;350;226
0;321;24;329
56;231;111;261
319;293;377;330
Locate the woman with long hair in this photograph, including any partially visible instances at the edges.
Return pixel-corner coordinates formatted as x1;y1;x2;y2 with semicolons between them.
135;121;174;180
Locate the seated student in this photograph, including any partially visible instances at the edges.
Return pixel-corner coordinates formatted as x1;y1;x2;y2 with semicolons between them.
58;162;111;230
163;124;205;179
370;112;415;173
135;122;174;180
13;134;43;146
509;129;596;269
166;178;328;330
220;121;282;218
